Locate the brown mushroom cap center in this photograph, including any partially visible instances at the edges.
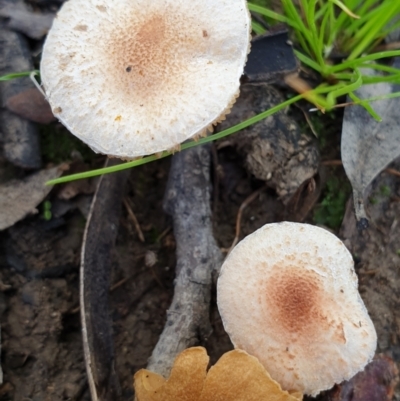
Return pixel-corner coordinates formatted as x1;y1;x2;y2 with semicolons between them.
105;9;209;103
264;266;325;336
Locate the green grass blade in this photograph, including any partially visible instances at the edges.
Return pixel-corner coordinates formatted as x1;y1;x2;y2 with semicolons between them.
358;64;400;74
281;0;315;57
247;3;288;23
328;50;400;73
46;94;304;185
326;68;362;104
0;70;39;81
360;74;400;85
348;92;381;121
329;0;359;18
305;0;325;67
251;21;266;35
293;49;323;73
348;3;400;59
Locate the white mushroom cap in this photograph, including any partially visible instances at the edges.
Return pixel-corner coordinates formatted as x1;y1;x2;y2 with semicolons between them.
40;0;250;158
217;222;377;396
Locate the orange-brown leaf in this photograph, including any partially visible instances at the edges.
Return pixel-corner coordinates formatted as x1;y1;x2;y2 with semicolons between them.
199;349;302;401
134;347;209;401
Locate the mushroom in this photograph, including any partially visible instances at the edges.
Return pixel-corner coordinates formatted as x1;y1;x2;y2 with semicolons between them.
217;222;377;396
40;0;251;158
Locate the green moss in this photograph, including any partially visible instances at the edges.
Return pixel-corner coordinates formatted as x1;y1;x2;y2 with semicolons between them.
313;176;351;230
368;184;391;205
40;125;96;164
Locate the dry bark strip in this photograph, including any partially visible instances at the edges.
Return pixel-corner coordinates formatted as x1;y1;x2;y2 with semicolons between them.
80;159;129;401
147;144;223;377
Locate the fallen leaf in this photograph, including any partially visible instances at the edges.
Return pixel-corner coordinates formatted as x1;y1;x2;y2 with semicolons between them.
341;59;400;226
6;88;56;124
135;348;208;401
0;166;63;230
134;347;302;401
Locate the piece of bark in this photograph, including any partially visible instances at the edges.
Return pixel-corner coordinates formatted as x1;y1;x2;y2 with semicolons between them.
0;0;55;39
0;21;41;168
218;84;319;204
80;159;129;401
147;145;223;377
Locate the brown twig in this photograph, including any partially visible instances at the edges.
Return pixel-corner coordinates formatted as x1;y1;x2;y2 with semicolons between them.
123;197;145;242
147;145;223;377
294;103;319;137
322;160;400;179
224;185;266;255
156;226;172;243
385;167;400;178
321;159;344;166
211;143;220;217
109;277;130;292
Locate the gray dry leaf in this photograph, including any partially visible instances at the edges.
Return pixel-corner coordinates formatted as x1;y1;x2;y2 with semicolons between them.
0;166;62;230
341;59;400;225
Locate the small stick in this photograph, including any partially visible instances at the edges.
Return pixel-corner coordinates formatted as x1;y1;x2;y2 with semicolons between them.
156;226;172;243
294;103;319;137
321;159;344;166
322;160;400;178
211;143;220;216
225;185;266;255
385;167;400;178
123;198;145;242
109;277;130;292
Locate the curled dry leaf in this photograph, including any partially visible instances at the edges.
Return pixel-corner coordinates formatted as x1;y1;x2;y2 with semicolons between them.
134;347;302;401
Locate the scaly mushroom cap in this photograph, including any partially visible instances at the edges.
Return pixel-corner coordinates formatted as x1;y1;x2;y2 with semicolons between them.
40;0;251;158
217;222;377;396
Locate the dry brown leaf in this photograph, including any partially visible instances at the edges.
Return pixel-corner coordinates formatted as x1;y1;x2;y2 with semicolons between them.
134;347;303;401
134;347;209;401
134;371;166;401
199;349;302;401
